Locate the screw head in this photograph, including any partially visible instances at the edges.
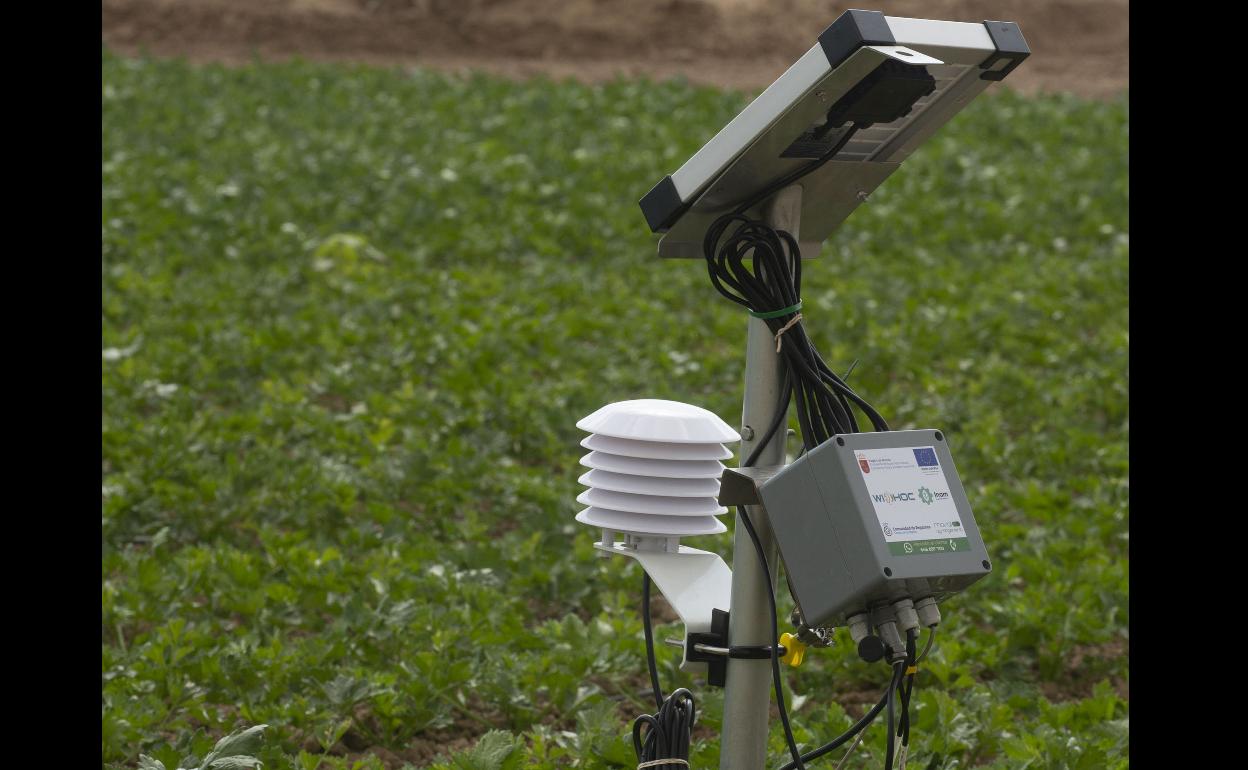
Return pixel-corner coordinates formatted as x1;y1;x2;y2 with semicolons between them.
741;426;755;441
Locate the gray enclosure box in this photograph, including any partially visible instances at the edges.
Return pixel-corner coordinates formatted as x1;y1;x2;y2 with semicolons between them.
757;429;991;627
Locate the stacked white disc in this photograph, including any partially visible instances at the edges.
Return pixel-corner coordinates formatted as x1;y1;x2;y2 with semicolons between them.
575;399;740;542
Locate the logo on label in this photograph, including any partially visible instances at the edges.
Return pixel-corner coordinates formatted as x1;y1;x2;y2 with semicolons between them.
857;453;870;473
883;523;893;536
903;542;914;553
913;447;939;467
872;491;916;504
918;486;935;505
949;539;958;550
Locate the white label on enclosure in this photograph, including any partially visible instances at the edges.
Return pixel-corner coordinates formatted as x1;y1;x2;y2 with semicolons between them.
855;446;968;556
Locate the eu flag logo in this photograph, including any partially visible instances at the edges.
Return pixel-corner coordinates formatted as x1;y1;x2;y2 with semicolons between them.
913;447;939;467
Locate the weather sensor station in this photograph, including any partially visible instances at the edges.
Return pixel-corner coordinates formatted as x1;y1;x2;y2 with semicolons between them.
576;9;1028;770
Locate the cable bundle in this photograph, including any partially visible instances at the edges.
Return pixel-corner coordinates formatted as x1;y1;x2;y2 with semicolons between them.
701;124;888;450
631;687;695;767
699;125;911;768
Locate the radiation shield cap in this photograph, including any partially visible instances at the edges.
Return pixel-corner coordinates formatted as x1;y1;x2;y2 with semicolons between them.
577;399;742;444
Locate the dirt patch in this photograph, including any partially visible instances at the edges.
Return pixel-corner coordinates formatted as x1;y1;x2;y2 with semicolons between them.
1036;638;1130;703
296;702;506;769
102;0;1127;98
305;729;481;769
649;594;679;624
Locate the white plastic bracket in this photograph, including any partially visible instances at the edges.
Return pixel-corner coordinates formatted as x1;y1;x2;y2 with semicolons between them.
595;541;732;673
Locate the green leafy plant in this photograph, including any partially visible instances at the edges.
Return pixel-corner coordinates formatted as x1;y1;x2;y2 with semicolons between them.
103;49;1127;769
139;725;269;770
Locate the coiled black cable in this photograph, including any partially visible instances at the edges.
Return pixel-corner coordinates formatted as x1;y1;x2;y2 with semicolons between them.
702;123;889;451
632;687;696;764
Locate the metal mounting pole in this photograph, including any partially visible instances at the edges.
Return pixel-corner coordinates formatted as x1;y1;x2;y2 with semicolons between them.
720;184;802;769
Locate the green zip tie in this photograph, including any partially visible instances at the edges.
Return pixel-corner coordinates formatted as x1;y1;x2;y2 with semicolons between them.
749;300;802;319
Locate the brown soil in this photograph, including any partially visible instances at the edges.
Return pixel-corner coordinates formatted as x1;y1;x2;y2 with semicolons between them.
102;0;1127;98
1036;638;1130;703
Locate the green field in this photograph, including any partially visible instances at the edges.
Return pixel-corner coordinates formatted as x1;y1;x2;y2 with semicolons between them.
102;52;1129;769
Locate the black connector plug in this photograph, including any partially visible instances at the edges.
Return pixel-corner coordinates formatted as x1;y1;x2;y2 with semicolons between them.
824;59;936;130
857;635;886;663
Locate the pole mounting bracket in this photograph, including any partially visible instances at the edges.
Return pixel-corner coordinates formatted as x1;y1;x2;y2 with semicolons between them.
595;542;733;674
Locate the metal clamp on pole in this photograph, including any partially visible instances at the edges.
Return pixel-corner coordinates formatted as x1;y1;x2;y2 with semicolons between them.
676;608;792;687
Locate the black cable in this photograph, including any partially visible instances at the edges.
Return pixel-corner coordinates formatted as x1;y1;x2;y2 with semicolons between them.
635;575;697;765
884;660;904;770
898;629;917;748
736;496;910;770
776;663;903;770
642;574;663;709
744;369;793;468
735;363;869;768
737;505;806;769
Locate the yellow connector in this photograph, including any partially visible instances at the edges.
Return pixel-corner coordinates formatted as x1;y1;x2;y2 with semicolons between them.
779;632;807;667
